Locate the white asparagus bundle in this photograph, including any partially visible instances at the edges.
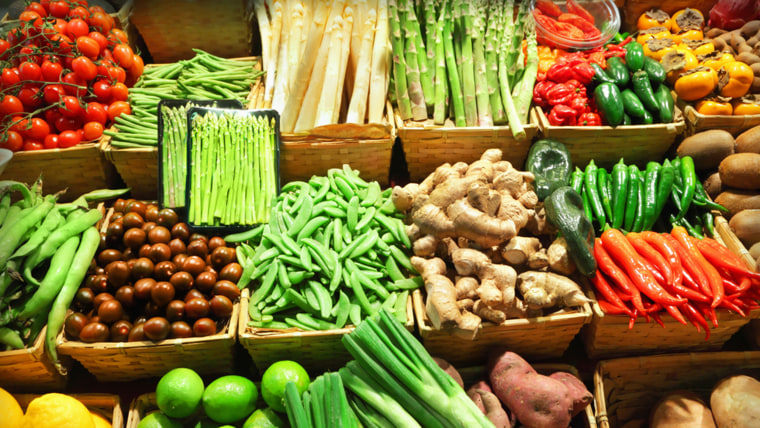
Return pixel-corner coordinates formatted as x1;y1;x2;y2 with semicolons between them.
253;0;390;131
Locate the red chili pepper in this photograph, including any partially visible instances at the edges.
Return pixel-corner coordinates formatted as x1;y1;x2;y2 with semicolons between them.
601;229;687;307
597;296;632;316
566;0;595;24
535;0;563;17
594;238;647;313
717;296;747;317
604;50;627;58
695;302;719;328
627;232;675;288
682;302;711;340
591;269;635;316
697;238;760;281
663;305;688;326
662;233;713;298
586;51;606;68
533;10;561;33
578;112;601;126
678;232;725;308
641;232;684;288
548;104;578;126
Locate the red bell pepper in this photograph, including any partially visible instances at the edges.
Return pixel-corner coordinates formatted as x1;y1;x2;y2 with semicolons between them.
566;0;595;24
536;0;563;17
546;82;579;105
578;112;601;126
532;80;556;109
548;104;578;126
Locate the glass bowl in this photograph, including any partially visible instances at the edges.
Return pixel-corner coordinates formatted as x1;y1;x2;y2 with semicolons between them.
531;0;620;51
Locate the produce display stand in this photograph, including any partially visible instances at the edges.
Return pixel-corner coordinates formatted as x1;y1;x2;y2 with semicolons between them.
238;288;415;375
593;350;760;428
412;289;593;366
101;56;263;200
55;301;239;383
680;101;760;136
394;113;539;182
247;83;396;187
531;106;686;169
14;393;124;428
0;326;70;393
0;138;120;202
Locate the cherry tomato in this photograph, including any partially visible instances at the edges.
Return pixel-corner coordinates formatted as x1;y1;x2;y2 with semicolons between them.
19;11;41;24
44;109;61;125
0;95;23;116
42;84;65;104
52;18;67;35
88;12;113;33
23;140;44;151
25;2;48;17
66;18;89;39
67;5;89;20
0;39;10;60
127;54;144;80
107;66;126;83
75;36;100;59
71;56;96;81
17;86;42;110
18;45;42;65
18;61;42;81
109;29;129;45
26;118;51;140
1;68;20;88
41;60;62;82
84;101;108;124
43;133;58;149
1;130;24;152
112;44;134;68
48;33;72;55
58;129;81;148
89;5;107;14
107;101;131;121
92;79;112;103
48;1;70;18
88;31;108;52
9;117;28;134
61;72;87;97
54;115;81;132
7;28;26;46
83;121;104;141
59;95;84;118
110;82;128;101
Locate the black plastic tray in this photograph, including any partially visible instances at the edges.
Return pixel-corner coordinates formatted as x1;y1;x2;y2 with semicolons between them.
185;106;281;235
157;99;244;213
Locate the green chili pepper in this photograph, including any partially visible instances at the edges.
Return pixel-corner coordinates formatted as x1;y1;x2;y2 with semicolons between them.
653;159;675;222
625;165;641;232
570;167;584;194
597;167;614;225
676;156;697;221
703;211;715;238
611;159;629;229
584;160;606;228
642;162;662;231
632;70;659;113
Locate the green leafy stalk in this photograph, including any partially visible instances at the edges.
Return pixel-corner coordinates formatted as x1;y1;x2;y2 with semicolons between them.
485;0;506;124
423;0;438;93
508;0;531;87
389;0;413;120
402;0;428;120
410;0;435;114
432;7;448;125
498;0;525;139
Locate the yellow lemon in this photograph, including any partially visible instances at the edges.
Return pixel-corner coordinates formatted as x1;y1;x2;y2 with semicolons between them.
0;387;23;428
90;409;112;428
21;393;95;428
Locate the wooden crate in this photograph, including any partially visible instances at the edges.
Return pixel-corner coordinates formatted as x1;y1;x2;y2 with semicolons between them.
0;138;119;202
395;113;539;182
532;106;685;170
130;0;251;63
102;139;158;201
0;326;70;393
15;393;123;428
56;302;239;383
238;288;415;375
413;289;593;366
682;102;760;136
594;351;760;428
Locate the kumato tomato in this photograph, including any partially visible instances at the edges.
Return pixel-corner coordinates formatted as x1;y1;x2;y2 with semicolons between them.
1;130;24;152
58;129;81;148
83;121;103;140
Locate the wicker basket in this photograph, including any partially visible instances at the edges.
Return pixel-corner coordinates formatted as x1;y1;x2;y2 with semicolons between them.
682;102;760;136
395;113;539;182
0;138;119;202
238;288;415;375
413;289;593;366
15;393;123;428
102;136;158;201
594;351;760;428
715;214;757;270
55;302;239;383
532;107;685;170
129;0;251;63
0;326;70;392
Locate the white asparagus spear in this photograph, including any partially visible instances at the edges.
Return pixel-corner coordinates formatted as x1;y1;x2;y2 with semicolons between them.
314;14;345;127
367;0;389;123
271;0;293;113
346;8;377;124
331;6;353;124
253;0;271;67
264;0;283;106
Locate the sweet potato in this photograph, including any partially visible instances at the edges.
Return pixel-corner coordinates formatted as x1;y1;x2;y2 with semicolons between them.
548;371;592;417
649;391;716;428
711;374;760;427
719;153;760;190
433;356;464;388
488;350;573;428
677;130;735;171
736;125;760;154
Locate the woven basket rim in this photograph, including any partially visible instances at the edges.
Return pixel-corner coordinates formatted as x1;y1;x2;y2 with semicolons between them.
533;105;685;132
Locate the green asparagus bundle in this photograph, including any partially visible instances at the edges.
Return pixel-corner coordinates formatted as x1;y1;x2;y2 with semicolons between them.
389;0;537;137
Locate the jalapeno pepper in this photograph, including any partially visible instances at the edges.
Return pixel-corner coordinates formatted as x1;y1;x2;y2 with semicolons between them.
594;82;624;127
632;70;659;114
625;41;646;71
641;162;661;231
591;62;616;84
654;83;675;123
584;160;607;228
623;164;640;231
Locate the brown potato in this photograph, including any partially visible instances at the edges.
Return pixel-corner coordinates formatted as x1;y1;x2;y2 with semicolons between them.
650;391;716;428
719;153;760;190
711;375;760;428
677;130;735;171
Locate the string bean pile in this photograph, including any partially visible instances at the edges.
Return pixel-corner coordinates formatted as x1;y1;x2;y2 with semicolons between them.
227;166;419;331
0;179;127;373
188;112;278;227
105;50;263;148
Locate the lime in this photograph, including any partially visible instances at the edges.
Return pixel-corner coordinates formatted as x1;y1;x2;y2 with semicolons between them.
261;360;310;413
202;375;258;424
136;411;183;428
155;367;205;419
242;408;285;428
192;419;237;428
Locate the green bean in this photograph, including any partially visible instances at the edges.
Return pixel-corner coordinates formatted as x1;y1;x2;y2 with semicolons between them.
0;195;56;271
0;194;10;224
0;327;24;349
11;206;64;260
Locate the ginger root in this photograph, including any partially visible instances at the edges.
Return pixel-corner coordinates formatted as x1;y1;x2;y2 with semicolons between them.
517;271;592;310
547;236;577;275
501;236;541;266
